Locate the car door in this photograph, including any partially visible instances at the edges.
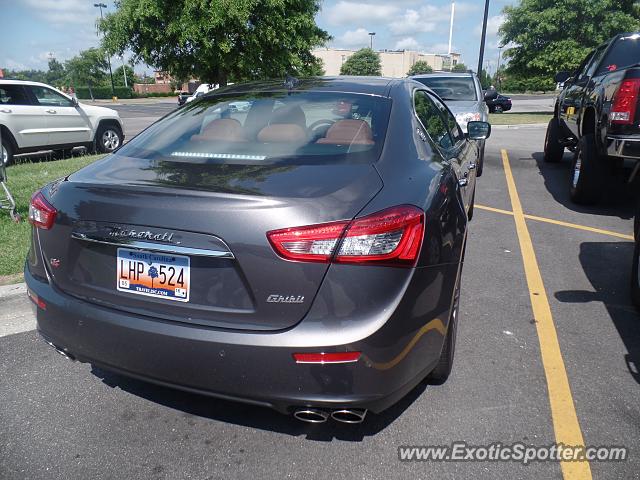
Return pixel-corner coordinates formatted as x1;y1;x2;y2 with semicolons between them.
414;89;474;210
0;83;50;148
26;85;92;146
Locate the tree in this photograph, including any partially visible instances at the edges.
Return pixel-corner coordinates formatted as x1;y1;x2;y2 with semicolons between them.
99;0;330;86
65;48;109;99
340;48;381;76
407;61;433;76
4;69;47;83
452;63;467;72
500;0;640;91
479;69;492;89
45;59;66;87
112;64;135;86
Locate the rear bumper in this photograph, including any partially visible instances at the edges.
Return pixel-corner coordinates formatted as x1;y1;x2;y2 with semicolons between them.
606;135;640;160
26;263;455;415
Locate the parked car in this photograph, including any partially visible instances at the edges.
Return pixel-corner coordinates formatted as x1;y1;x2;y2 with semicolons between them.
486;94;512;113
185;83;215;104
544;32;640;204
25;77;490;424
177;91;191;106
633;202;640;310
411;72;495;176
0;80;124;166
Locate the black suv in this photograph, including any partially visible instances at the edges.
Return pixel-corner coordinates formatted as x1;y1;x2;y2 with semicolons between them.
544;33;640;204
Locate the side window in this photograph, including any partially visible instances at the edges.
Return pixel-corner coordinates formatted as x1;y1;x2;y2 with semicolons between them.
598;36;640;75
429;94;464;145
584;46;606;78
29;86;73;107
0;85;32;105
414;90;452;150
574;52;594;79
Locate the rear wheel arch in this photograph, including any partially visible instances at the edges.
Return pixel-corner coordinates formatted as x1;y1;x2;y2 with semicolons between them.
95;118;122;138
581;107;597;137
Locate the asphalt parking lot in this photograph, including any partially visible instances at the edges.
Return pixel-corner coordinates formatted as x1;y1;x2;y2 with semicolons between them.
1;125;639;479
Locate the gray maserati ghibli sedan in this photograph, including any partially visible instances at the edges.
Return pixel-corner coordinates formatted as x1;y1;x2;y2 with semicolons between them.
25;77;490;424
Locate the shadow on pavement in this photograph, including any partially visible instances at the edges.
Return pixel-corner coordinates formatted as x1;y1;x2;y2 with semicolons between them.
555;241;640;384
532;152;638;220
90;366;426;440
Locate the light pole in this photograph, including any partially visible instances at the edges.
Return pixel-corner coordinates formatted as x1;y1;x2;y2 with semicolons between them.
94;2;116;99
368;32;376;50
120;56;128;88
496;46;502;89
477;0;490;75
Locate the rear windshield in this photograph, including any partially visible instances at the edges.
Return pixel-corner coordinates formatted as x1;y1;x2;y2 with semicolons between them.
414;77;477;101
598;34;640;75
115;91;392;166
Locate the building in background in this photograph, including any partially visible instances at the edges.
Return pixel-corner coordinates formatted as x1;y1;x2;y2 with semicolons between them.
313;48;462;77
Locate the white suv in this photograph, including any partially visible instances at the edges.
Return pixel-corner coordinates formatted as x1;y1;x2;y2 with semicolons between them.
0;80;124;166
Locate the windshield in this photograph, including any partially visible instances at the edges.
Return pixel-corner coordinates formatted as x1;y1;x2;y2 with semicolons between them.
115;91;391;166
414;77;478;101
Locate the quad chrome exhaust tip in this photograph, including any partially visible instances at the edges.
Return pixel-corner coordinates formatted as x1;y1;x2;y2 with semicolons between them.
45;341;76;362
330;409;367;424
293;408;329;423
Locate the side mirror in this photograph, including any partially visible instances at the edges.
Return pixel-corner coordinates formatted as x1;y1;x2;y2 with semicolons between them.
467;121;491;140
71;97;79;107
554;71;571;84
484;90;498;101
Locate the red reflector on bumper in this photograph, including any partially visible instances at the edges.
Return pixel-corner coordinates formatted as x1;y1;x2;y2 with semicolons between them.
27;288;46;310
293;352;361;364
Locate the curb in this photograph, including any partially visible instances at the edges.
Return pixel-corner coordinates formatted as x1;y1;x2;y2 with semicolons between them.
491;123;548;130
0;282;27;300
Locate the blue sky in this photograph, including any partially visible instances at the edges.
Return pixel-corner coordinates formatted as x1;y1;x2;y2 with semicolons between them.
0;0;517;76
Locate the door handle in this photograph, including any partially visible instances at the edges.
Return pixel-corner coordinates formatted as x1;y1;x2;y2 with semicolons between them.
468;163;476;170
46;109;57;114
459;178;468;187
0;108;11;113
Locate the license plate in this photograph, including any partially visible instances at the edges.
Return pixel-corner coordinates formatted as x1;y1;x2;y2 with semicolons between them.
117;248;190;302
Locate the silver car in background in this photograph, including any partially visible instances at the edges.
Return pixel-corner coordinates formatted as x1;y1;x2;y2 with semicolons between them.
411;72;493;176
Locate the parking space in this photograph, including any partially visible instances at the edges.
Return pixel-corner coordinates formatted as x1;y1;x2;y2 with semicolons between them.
1;126;638;479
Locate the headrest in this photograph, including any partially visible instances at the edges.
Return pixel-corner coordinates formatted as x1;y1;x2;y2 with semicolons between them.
191;118;246;142
258;124;307;143
316;119;374;145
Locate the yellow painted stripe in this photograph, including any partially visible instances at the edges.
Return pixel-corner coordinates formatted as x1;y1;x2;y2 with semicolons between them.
501;149;592;480
476;204;634;241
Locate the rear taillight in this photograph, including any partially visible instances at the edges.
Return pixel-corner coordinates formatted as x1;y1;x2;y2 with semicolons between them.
28;191;57;230
611;78;640;125
267;205;425;267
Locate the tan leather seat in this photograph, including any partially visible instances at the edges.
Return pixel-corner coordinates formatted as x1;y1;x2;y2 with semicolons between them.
316;119;375;146
257;124;307;144
191;118;246;142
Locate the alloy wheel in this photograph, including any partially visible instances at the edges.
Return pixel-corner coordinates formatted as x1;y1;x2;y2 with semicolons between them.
102;130;120;151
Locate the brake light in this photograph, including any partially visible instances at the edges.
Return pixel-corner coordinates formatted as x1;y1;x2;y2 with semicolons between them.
28;191;57;230
267;205;425;267
27;288;47;310
293;352;361;364
611;78;640;124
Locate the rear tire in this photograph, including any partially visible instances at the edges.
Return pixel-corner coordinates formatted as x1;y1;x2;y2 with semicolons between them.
569;133;606;205
95;124;123;154
543;118;565;163
632;235;640;310
1;136;13;167
494;105;503;113
428;271;461;384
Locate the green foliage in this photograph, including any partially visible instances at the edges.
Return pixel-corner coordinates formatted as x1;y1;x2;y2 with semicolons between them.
407;60;433;76
65;48;109;88
75;86;133;99
4;69;47;83
45;59;66;86
112;65;136;86
299;57;325;77
340;48;382;76
479;69;492;89
452;63;467;72
99;0;330;85
501;75;555;93
500;0;640;84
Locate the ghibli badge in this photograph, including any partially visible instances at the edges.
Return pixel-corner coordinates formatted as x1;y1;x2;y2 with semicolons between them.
266;294;305;304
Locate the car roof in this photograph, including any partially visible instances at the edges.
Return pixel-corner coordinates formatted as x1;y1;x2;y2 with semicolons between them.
0;79;52;87
210;77;400;98
410;72;476;79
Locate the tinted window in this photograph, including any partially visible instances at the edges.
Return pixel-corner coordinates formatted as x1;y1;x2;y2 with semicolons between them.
115;91;392;165
414;76;477;101
584;46;606;77
0;85;31;105
29;86;73;107
429;94;464;145
598;35;640;75
414;90;452;149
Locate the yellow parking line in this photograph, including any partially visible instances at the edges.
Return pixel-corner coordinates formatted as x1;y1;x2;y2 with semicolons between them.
476;205;634;241
501;149;592;480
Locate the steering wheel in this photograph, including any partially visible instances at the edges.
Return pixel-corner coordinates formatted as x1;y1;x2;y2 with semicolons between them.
308;119;335;138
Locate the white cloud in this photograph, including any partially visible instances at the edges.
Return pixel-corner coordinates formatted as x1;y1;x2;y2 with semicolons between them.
390;10;436;35
20;0;100;26
4;58;28;70
325;1;399;25
336;28;373;48
394;37;421;50
475;14;505;37
386;3;478;37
